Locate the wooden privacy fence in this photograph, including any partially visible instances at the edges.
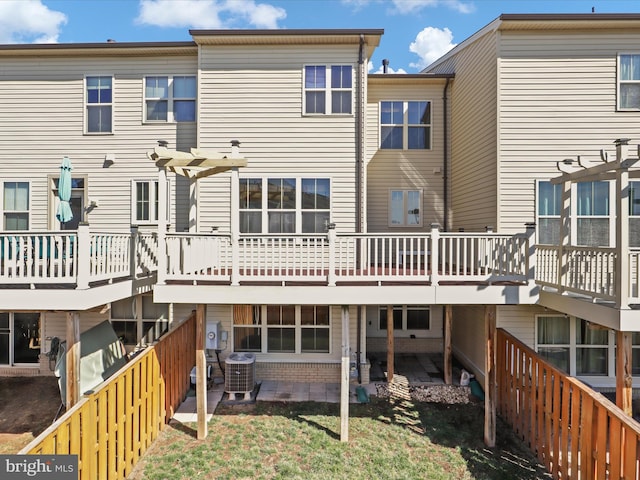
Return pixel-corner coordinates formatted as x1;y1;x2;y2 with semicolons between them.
497;328;640;479
20;312;196;480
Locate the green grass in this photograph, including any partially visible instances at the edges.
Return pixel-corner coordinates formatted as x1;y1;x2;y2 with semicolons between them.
129;398;550;480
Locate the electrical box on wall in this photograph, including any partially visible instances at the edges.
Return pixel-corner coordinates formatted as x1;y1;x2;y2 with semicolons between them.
206;320;220;350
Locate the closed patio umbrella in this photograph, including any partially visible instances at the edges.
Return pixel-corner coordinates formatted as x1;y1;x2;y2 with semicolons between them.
56;156;73;224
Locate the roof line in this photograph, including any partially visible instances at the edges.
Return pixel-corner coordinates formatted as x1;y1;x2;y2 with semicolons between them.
500;13;640;21
0;41;196;51
189;28;385;36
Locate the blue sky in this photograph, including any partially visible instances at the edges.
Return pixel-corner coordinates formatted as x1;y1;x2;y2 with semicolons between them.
1;0;639;72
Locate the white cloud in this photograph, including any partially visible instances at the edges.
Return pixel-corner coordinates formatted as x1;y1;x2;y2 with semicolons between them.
0;0;67;44
409;26;456;69
136;0;286;29
344;0;475;15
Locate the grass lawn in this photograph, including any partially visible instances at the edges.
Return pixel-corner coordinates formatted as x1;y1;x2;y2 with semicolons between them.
129;396;550;480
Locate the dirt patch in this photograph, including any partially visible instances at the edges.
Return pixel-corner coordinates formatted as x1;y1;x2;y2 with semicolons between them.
0;376;62;454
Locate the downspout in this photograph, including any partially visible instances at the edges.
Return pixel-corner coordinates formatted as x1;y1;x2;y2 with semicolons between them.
442;78;451;232
356;34;365;383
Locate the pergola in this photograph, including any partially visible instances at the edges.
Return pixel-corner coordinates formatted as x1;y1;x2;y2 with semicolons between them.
551;138;640;416
148;140;247;439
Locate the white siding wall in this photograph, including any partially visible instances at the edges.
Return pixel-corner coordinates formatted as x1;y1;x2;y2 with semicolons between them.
365;80;447;231
448;31;498;231
0;54;197;232
196;45;363;233
497;31;640;233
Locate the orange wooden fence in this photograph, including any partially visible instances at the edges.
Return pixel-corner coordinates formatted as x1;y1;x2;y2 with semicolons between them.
497;328;640;479
20;312;196;480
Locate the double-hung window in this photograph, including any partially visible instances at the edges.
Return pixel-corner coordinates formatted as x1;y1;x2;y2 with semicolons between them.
239;177;331;234
86;76;112;133
389;189;422;227
2;181;29;230
537;181;561;245
234;305;330;354
111;295;168;348
381;100;431;149
303;65;352;115
268;178;296;233
132;179;168;224
537;315;610;377
630;182;640;247
618;54;640;110
577;181;611;246
145;75;196;122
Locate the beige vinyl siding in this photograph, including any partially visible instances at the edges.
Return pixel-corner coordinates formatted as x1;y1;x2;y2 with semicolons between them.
451;305;485;382
497;31;640;233
174;303;353;363
448;31;498;231
0;55;197;231
365;81;447;231
196;45;362;233
496;305;543;348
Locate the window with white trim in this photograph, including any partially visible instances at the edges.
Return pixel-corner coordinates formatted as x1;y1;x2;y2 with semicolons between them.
537;181;561;245
303;65;352;115
131;180;169;224
630;181;640;247
380;101;431;149
111;295;168;349
577;181;611;246
86;76;112;133
233;305;330;354
379;305;430;331
389;189;422;227
145;75;196;122
536;315;611;377
239;177;330;234
618;54;640;110
2;181;29;230
536;180;613;247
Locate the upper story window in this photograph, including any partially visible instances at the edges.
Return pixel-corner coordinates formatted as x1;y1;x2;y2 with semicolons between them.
380;101;431;149
537;181;561;245
86;76;112;133
577;181;610;246
303;65;352;115
239;177;330;234
537;180;612;247
145;76;196;122
389;189;422;227
630;182;640;247
2;181;29;230
618;54;640;110
131;179;169;225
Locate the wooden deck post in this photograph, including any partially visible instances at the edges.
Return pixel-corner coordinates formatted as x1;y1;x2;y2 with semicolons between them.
340;305;350;442
616;330;633;416
484;305;496;447
386;305;394;383
444;305;452;385
196;304;207;440
65;311;80;409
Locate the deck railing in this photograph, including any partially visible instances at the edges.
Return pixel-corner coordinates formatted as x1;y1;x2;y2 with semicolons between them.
497;328;640;480
535;244;628;304
19;313;196;480
0;225;157;288
160;225;534;286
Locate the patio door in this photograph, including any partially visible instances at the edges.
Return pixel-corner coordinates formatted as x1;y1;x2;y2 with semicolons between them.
49;175;87;230
0;312;41;365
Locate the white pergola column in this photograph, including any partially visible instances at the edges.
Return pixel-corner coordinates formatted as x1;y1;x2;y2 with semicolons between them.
157;167;168;285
